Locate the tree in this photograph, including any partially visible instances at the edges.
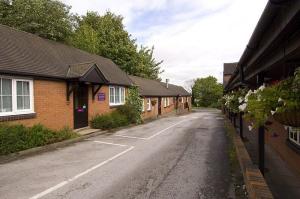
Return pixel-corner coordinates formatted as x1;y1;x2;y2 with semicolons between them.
192;76;223;108
0;0;74;41
70;11;163;80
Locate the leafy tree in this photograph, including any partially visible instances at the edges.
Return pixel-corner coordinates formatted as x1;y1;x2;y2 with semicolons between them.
0;0;74;41
70;24;99;54
192;76;223;108
70;11;163;80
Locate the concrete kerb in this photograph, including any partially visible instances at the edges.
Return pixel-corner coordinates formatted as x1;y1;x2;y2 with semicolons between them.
225;118;273;199
0;130;108;164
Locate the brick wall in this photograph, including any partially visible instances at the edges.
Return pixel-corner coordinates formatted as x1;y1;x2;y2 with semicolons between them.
265;117;300;175
161;97;175;115
7;79;73;130
88;85;115;121
142;97;158;120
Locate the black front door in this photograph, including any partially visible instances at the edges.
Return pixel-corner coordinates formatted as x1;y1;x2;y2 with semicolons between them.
74;84;88;129
158;97;162;115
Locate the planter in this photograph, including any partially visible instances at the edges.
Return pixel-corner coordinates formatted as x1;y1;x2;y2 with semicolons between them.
151;100;157;106
273;110;300;127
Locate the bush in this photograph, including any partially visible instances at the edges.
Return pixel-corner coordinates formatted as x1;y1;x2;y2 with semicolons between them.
0;124;77;155
90;110;129;130
116;104;138;123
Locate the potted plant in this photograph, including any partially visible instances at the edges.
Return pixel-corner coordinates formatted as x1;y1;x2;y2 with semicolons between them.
272;68;300;126
151;99;157;106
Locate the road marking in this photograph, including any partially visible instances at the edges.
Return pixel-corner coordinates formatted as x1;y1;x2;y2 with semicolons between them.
29;146;134;199
93;141;128;147
114;134;148;140
146;119;187;139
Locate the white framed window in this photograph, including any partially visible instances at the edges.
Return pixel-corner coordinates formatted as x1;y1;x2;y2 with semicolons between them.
0;77;34;116
147;98;151;111
180;97;184;103
142;98;145;112
109;86;125;106
186;97;188;103
288;127;300;146
163;97;167;107
167;97;170;106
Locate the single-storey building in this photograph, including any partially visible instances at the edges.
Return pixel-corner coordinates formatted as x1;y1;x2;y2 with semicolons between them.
129;76;191;120
0;24;191;130
0;24;132;130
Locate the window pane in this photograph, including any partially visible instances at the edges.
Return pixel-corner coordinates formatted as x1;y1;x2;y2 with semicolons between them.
2;79;12;95
2;96;12;112
121;88;125;103
109;87;114;103
17;96;23;110
115;87;120;103
24;96;30;109
23;82;30;95
17;81;23;95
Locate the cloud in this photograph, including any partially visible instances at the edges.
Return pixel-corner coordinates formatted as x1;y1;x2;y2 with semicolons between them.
62;0;268;86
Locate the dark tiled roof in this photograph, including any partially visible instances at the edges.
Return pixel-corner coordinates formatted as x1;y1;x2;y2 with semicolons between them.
129;75;191;97
0;24;132;86
223;62;238;75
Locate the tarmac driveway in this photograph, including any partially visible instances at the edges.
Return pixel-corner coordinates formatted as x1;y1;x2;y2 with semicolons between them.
0;109;232;199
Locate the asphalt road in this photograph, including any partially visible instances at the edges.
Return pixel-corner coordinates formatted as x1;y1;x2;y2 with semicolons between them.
0;109;232;199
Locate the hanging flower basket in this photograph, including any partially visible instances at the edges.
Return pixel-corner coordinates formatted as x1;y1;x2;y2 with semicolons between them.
273;110;300;127
151;100;157;106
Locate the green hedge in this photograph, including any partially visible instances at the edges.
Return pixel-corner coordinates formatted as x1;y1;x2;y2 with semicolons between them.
0;124;78;155
90;110;130;130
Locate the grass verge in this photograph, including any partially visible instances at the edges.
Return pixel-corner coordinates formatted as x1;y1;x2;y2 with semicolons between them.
224;120;248;199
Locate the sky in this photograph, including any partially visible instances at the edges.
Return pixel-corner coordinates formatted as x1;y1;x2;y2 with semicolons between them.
62;0;268;87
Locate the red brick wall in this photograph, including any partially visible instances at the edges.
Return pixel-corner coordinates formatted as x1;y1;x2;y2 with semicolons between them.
142;97;158;120
161;97;175;115
265;117;300;175
7;79;73;130
88;85;115;121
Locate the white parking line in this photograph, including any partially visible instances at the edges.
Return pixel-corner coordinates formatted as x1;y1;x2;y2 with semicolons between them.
114;135;148;140
29;146;134;199
93;141;128;147
146;120;187;139
114;119;188;140
29;119;188;199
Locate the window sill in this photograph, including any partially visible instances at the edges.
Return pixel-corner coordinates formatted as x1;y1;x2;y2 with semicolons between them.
0;112;36;122
286;139;300;155
147;109;151;112
109;104;124;109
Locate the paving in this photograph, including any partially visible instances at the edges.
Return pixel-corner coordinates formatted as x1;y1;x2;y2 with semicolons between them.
0;109;232;199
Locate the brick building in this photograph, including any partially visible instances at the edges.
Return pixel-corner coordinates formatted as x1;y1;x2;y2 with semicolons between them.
0;25;191;130
224;0;300;181
129;76;192;120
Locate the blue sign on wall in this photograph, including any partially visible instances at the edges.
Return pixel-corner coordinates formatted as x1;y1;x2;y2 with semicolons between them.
97;93;105;101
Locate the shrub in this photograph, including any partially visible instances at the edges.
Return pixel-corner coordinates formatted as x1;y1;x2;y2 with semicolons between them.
126;86;142;124
0;124;77;155
90;111;129;130
116;104;138;123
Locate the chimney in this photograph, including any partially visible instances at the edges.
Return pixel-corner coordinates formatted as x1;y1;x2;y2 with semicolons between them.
166;79;169;88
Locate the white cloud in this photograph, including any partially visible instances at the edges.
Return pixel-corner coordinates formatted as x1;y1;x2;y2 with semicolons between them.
62;0;268;86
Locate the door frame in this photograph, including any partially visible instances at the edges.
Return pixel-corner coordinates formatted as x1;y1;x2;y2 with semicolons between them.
73;83;89;129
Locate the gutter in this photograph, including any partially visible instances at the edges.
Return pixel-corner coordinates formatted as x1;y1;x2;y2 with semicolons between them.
225;0;288;91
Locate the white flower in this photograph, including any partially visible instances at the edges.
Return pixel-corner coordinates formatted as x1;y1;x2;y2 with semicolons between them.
257;95;261;101
239;103;247;111
278;98;283;102
238;97;243;103
258;84;265;91
271;110;276;115
248;125;253;131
